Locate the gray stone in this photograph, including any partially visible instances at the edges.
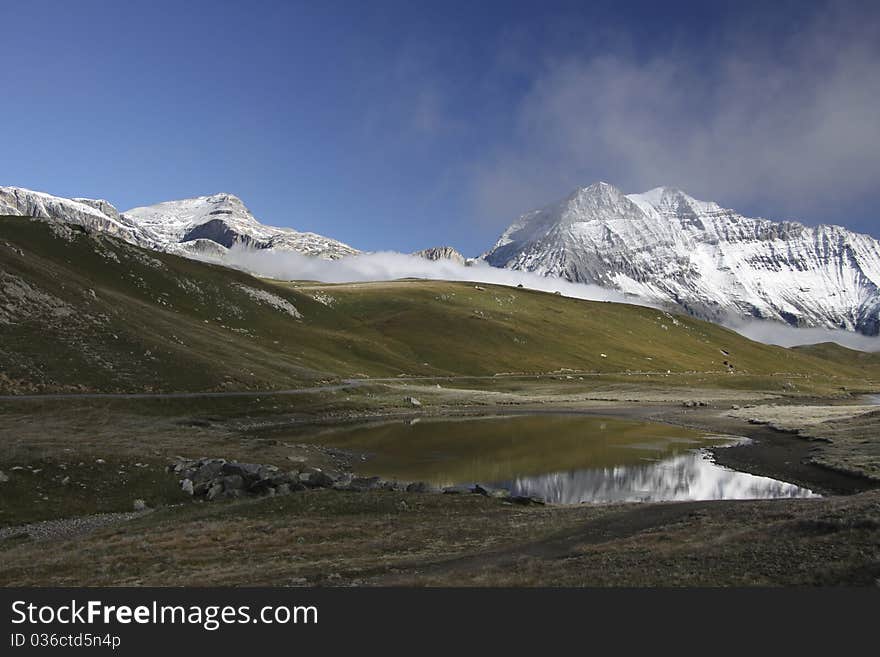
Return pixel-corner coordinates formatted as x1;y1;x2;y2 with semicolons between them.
206;483;224;500
404;396;422;407
405;481;438;493
276;483;292;496
192;460;225;483
133;499;148;511
298;468;337;488
180;478;194;495
473;484;509;498
0;471;8;483
345;476;383;492
508;495;545;506
221;474;246;491
221;462;262;480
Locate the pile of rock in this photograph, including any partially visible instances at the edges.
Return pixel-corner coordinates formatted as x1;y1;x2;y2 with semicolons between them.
167;457;544;505
169;457;328;500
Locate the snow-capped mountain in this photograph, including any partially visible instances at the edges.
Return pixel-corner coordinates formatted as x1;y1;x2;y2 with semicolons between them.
0;186;156;246
125;193;358;259
484;182;880;335
0;187;358;260
412;246;467;265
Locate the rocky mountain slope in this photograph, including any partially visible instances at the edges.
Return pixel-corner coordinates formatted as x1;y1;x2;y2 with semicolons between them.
412;246;468;265
0;187;358;260
484;182;880;335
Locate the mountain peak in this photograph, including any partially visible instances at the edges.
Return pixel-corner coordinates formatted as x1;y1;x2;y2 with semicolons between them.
2;186;359;260
484;182;880;335
413;246;467;265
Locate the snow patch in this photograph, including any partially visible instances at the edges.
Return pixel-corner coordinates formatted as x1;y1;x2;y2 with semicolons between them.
234;284;302;319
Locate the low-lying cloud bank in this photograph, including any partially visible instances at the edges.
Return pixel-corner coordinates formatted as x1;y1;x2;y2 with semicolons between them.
221;246;642;305
216;247;880;352
725;319;880;352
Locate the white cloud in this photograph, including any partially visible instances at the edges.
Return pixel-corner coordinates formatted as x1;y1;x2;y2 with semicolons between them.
724;318;880;352
472;5;880;228
220;246;640;305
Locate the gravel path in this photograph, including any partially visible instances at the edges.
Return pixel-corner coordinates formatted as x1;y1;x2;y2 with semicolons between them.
0;510;149;542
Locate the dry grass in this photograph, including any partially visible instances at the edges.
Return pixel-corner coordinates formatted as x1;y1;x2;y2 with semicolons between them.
1;489;878;587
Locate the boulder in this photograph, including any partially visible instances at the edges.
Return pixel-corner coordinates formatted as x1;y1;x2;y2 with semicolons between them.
508;495;545;506
405;481;438;493
473;484;509;498
180;478;194;495
221;474;246;492
192;460;225;483
298;468;337;488
344;476;383;492
221;462;262;481
206;483;224;501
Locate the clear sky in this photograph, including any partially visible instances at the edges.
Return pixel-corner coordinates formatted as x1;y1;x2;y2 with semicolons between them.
2;0;878;255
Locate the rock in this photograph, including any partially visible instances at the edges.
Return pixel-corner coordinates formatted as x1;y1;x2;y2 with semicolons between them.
60;476;70;486
404;396;422;407
508;495;545;506
396;500;409;511
0;471;8;483
133;499;148;511
346;476;383;492
95;459;106;464
276;483;292;496
206;483;224;500
731;404;741;410
405;481;438;493
442;485;472;495
298;468;337;488
221;462;262;480
180;478;194;495
473;484;509;498
221;474;246;491
192;460;225;483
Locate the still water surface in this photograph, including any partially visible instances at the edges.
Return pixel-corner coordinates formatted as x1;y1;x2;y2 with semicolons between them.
303;414;817;504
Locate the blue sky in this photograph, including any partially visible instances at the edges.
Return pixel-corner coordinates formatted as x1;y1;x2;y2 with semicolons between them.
2;0;878;254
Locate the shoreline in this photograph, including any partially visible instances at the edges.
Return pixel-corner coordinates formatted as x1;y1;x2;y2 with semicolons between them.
253;397;880;498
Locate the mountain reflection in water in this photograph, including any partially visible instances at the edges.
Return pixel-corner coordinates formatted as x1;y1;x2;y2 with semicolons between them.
294;413;819;504
501;450;817;504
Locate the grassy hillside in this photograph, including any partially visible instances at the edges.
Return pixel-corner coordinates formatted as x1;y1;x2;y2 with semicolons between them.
793;342;880;377
1;215;877;394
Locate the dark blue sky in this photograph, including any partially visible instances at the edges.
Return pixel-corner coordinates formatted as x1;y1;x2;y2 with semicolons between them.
2;0;878;254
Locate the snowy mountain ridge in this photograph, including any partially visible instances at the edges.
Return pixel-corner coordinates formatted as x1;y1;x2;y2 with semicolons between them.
0;187;359;260
484;182;880;335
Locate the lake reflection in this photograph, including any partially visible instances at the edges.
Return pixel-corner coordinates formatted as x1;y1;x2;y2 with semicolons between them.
297;414;818;503
500;450;817;504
